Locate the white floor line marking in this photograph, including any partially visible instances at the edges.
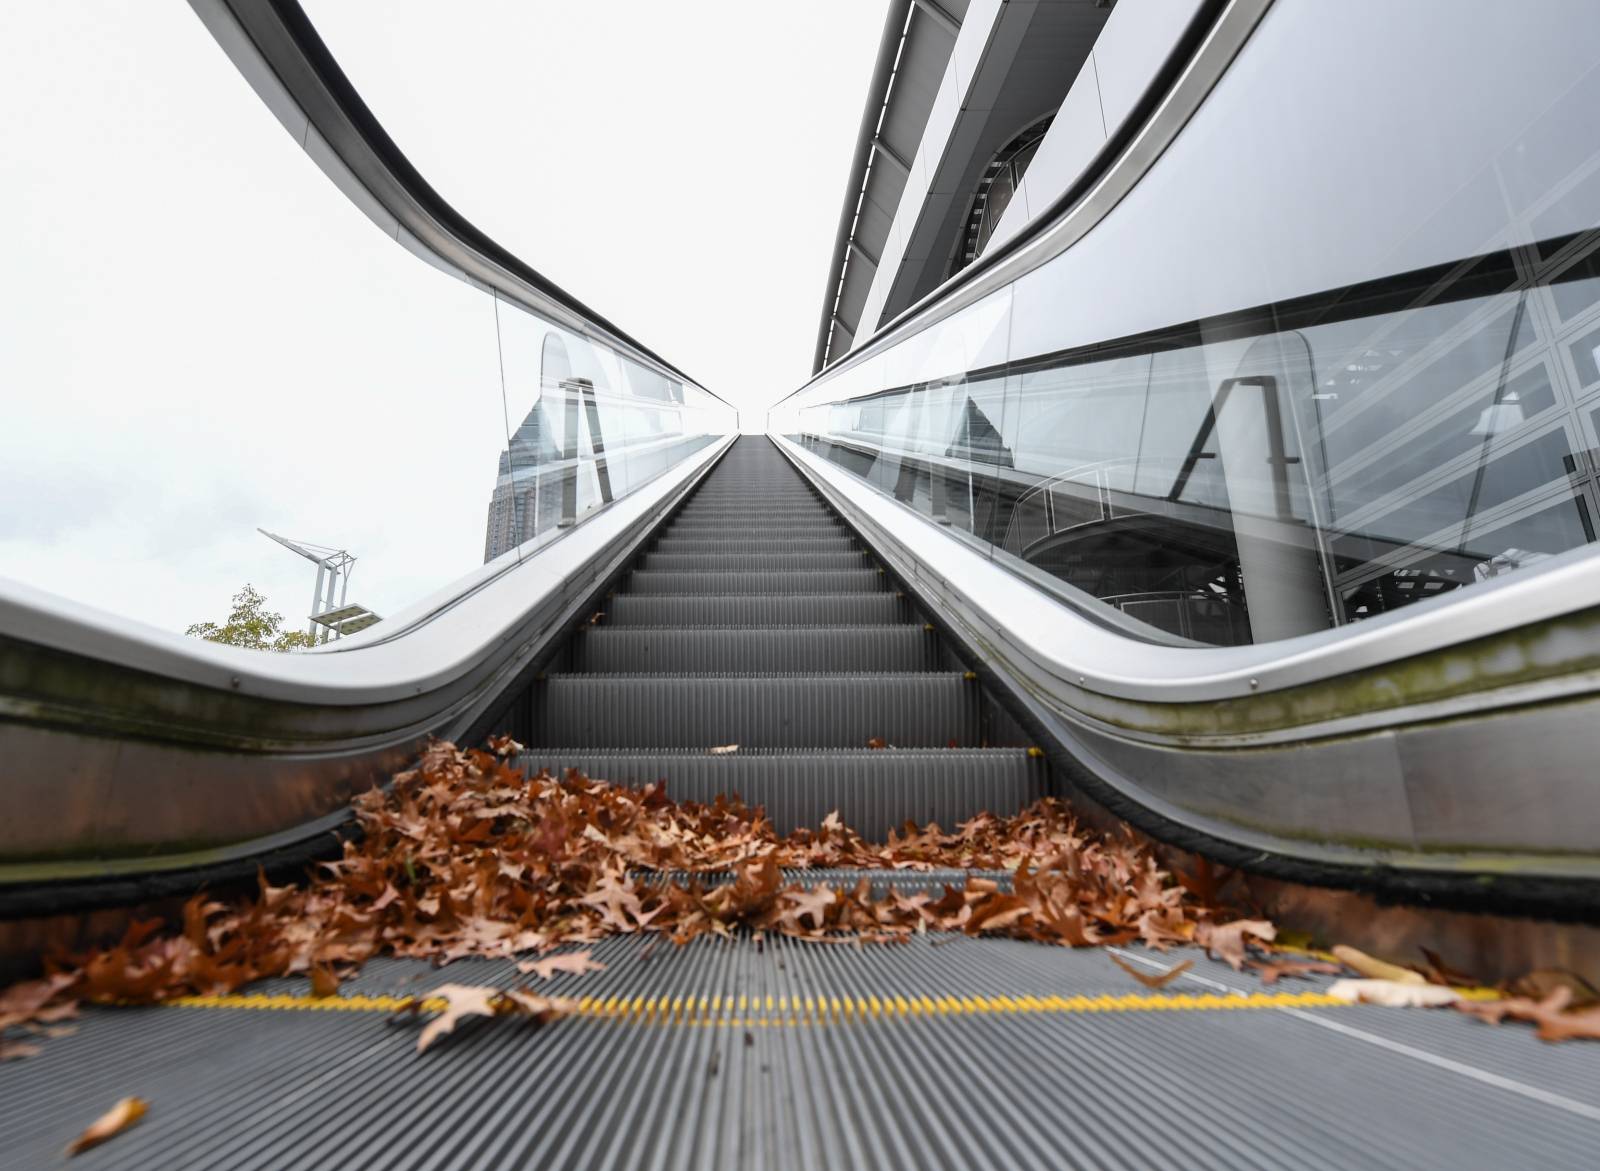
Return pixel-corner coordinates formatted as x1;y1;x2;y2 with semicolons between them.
1106;946;1600;1124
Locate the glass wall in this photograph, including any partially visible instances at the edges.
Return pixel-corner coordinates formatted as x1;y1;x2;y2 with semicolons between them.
0;4;731;643
775;3;1600;648
485;304;727;564
789;241;1600;646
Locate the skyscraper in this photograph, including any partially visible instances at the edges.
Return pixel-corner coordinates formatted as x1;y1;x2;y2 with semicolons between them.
482;399;565;562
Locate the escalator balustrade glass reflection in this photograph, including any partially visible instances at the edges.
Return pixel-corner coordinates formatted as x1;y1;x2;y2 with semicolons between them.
791;234;1600;646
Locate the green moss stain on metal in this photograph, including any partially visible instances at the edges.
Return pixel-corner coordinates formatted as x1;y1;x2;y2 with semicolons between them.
1089;608;1600;742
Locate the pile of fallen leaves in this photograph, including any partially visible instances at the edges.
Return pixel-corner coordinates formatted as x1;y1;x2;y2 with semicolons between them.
3;737;1598;1061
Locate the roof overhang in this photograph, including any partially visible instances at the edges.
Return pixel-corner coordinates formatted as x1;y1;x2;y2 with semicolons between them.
812;0;970;374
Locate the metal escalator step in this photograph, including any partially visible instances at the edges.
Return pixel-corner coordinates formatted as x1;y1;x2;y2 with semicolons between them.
625;569;883;595
685;494;816;503
515;748;1045;836
672;516;831;526
666;520;844;534
676;500;825;511
532;673;980;748
571;626;938;672
647;536;859;555
674;506;829;518
604;593;909;626
639;551;867;573
669;515;832;528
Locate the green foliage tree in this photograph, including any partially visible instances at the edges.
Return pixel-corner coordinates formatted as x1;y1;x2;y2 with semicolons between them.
186;584;317;652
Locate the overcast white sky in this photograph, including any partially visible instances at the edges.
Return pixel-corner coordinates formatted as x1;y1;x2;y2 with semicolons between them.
0;2;884;636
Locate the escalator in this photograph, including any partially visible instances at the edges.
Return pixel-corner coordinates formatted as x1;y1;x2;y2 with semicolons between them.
521;435;1044;838
5;437;1600;1169
9;0;1600;1165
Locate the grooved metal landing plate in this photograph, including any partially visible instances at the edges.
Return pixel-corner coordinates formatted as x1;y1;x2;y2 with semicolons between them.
5;932;1599;1170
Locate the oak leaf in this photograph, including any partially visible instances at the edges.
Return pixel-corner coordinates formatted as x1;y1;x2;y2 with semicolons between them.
518;950;608;981
501;988;572;1020
0;973;76;1018
1418;946;1478;989
1450;986;1600;1041
66;1097;148;1156
309;964;340;999
1195;919;1275;971
1250;959;1342;986
417;984;501;1052
1529;1005;1600;1042
1506;968;1600;1008
779;886;838;931
1108;952;1193;989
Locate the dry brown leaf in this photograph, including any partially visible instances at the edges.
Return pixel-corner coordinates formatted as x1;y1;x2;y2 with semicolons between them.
1530;1006;1600;1042
1507;968;1600;1008
0;1039;42;1062
1328;979;1459;1007
1108;952;1193;989
517;950;608;981
0;739;1305;1054
66;1097;148;1156
309;964;340;999
1250;959;1343;986
865;737;888;750
0;973;76;1018
1195;919;1276;971
1332;945;1425;985
417;984;500;1052
500;988;573;1020
1452;986;1600;1041
1418;946;1477;988
779;887;837;931
1174;856;1232;907
708;744;740;755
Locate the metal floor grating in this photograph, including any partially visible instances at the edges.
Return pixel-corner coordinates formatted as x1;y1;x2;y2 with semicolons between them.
4;932;1599;1169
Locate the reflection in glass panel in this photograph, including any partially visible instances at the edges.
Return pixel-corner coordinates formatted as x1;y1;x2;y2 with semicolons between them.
807;375;1015;550
483;308;722;563
4;6;734;639
790;232;1600;646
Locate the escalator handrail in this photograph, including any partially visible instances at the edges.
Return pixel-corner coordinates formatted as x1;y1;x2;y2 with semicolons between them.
191;0;730;410
777;432;1600;711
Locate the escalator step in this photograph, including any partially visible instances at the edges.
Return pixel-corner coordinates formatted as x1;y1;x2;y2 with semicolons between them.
684;496;816;504
625;569;883;595
647;536;859;555
639;551;868;573
670;515;842;528
516;748;1045;836
571;626;938;673
675;504;828;515
603;593;910;626
532;673;980;748
665;524;846;539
